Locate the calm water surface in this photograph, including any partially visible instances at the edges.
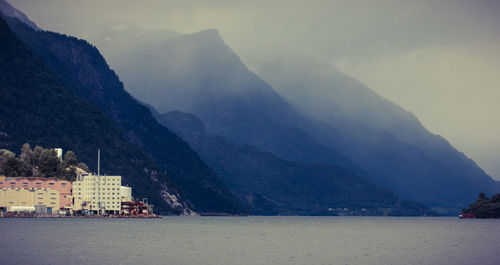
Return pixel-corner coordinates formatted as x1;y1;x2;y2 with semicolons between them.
0;216;498;265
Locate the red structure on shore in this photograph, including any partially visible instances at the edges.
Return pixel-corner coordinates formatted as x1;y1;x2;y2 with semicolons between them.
459;213;475;219
121;200;153;216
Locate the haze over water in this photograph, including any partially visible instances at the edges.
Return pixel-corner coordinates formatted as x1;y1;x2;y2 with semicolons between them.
1;217;498;265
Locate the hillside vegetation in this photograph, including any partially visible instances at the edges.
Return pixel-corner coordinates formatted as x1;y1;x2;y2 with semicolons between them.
0;17;190;214
0;144;88;181
3;15;243;215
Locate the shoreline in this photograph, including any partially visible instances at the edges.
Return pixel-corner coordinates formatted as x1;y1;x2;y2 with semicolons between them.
0;214;162;219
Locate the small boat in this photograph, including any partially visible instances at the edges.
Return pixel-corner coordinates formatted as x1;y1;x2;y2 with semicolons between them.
459;213;474;219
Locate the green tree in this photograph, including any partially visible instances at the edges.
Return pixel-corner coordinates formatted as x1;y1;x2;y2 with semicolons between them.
0;149;15;168
37;149;62;178
20;143;32;162
19;143;37;170
30;145;44;175
65;167;77;182
63;150;77;167
1;156;31;177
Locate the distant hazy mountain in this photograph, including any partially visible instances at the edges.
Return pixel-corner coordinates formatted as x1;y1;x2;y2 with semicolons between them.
154;109;433;216
109;29;360;173
2;15;243;215
90;23;179;60
0;16;191;215
258;56;497;212
0;0;39;31
99;27;496;213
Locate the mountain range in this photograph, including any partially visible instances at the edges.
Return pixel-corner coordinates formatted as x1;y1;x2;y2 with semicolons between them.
106;29;359;173
2;0;496;215
258;56;497;211
0;4;243;215
94;24;496;214
154;109;431;216
0;16;192;215
0;10;426;215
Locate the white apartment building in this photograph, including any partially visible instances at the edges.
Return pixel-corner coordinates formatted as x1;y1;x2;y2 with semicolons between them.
72;174;122;214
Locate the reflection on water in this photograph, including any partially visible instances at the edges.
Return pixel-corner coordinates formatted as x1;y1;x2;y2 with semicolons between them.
0;217;498;265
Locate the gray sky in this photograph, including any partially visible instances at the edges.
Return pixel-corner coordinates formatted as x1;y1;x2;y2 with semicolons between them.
11;0;500;180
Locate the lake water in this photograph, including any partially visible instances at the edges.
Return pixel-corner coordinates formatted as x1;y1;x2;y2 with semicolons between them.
0;217;498;265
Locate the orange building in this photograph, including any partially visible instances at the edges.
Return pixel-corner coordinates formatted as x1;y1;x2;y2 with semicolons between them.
0;178;72;209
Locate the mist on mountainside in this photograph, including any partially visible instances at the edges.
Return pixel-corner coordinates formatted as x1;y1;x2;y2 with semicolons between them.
83;23;496;212
3;0;500;214
14;0;499;181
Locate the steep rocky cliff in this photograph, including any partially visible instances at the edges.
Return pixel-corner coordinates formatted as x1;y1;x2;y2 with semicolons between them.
3;16;243;215
0;16;191;215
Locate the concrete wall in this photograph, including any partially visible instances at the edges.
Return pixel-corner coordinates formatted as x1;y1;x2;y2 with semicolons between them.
33;189;60;210
0;188;60;212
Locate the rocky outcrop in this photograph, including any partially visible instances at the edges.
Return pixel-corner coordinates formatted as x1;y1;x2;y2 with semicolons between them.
462;193;500;218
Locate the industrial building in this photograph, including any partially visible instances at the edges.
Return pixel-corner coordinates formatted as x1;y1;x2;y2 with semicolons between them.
0;149;146;217
0;178;72;209
72;174;123;214
120;186;133;202
0;188;60;212
0;174;135;216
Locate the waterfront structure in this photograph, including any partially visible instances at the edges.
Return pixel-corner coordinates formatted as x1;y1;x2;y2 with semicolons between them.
0;178;71;209
34;188;61;211
0;188;60;212
72;174;122;214
120;186;133;202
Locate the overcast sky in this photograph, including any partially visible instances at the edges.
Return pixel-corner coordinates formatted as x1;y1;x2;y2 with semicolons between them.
11;0;500;180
